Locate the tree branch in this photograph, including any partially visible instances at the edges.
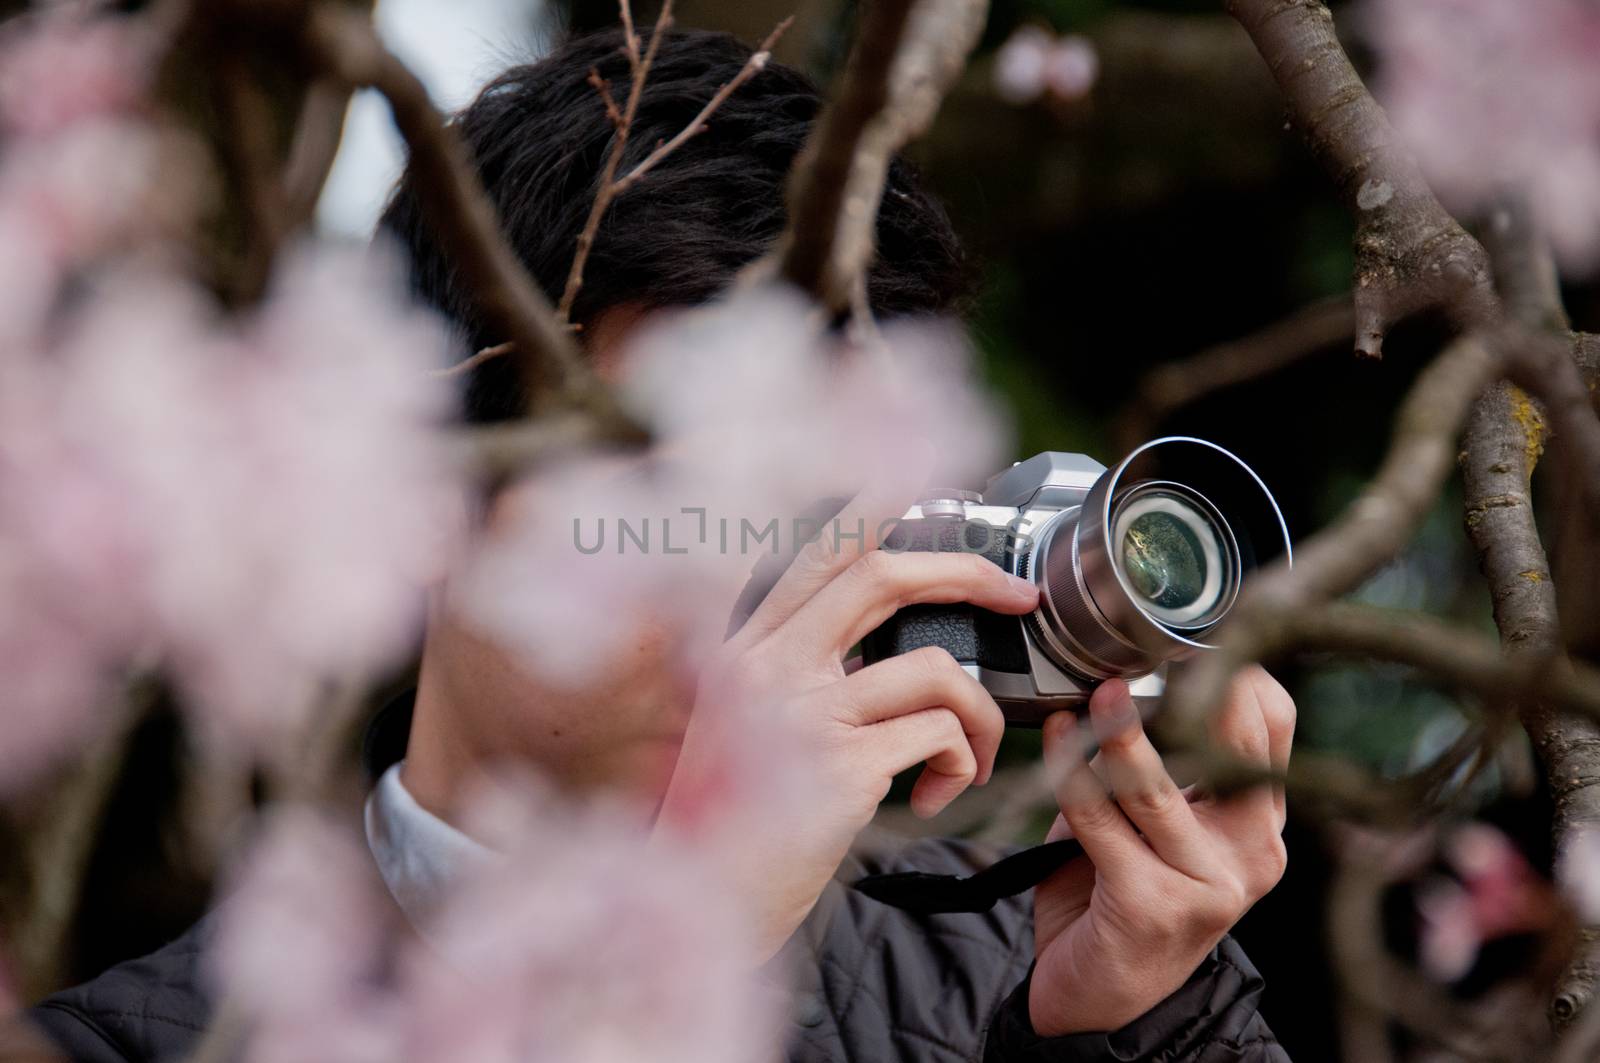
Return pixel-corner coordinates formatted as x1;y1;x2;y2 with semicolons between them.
559;0;675;322
302;4;630;429
772;0;988;315
1226;0;1497;357
1467;204;1600;1030
1163;331;1503;734
558;5;791;322
613;17;793;197
1276;602;1600;726
1113;294;1354;453
281;78;355;228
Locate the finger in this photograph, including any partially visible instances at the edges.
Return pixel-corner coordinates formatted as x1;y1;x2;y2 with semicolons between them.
731;463;929;649
828;646;1003;783
1087;679;1213;876
855;707;978;818
1203;666;1280;831
1242;666;1296;824
776;548;1038;662
1044;813;1075;843
1041;710;1146;880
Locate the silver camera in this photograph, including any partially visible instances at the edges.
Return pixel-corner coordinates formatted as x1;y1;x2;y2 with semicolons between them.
860;437;1292;726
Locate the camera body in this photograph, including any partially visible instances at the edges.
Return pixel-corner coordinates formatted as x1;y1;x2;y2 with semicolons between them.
861;438;1290;727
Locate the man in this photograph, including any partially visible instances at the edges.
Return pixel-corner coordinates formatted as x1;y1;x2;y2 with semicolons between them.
29;26;1294;1062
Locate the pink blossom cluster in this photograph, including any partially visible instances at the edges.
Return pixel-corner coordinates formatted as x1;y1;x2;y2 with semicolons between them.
0;9;194;350
0;246;461;784
0;10;463;786
1367;0;1600;272
1415;824;1557;982
992;26;1099;106
212;791;781;1063
460;286;1011;687
0;9;150;136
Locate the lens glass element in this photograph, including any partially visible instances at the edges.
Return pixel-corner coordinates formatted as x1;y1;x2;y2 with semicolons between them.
1112;489;1229;629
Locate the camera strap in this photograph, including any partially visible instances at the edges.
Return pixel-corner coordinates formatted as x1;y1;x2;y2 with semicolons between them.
850;838;1084;914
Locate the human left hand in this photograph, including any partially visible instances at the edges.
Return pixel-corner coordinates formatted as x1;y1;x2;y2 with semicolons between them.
1027;666;1294;1036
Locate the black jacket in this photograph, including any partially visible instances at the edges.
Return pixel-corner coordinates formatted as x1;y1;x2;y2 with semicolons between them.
29;837;1286;1062
30;699;1288;1061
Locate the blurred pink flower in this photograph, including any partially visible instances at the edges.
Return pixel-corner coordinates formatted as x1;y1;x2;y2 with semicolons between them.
209;809;402;1063
1043;37;1098;102
0;10;149;136
1367;0;1600;271
213;786;782;1063
994;27;1098;105
409;782;780;1063
1416;823;1556;982
461;286;1010;685
994;26;1052;104
0;246;462;783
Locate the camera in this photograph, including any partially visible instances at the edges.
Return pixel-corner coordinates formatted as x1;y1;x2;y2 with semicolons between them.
860;437;1291;727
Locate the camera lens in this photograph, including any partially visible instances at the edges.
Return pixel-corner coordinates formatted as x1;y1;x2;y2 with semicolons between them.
1113;490;1229;629
1029;438;1288;681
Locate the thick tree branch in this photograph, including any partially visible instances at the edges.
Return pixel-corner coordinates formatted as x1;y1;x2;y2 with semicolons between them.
1164;332;1502;734
303;4;635;433
1467;206;1600;1030
281;78;354;228
1278;603;1600;726
1227;0;1497;357
772;0;987;315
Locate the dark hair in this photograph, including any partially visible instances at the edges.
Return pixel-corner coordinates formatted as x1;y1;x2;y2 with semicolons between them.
379;26;968;423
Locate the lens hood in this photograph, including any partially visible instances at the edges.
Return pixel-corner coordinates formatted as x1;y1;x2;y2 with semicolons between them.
1029;437;1291;678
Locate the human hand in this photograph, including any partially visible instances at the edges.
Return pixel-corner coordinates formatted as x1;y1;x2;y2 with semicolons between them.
655;483;1039;959
1027;667;1294;1036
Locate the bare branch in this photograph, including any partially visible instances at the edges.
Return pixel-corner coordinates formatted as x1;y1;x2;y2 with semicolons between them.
772;0;988;315
1276;603;1600;726
434;341;516;380
558;0;675;321
302;4;619;424
613;17;793;197
558;6;790;324
214;57;289;304
588;67;625;129
1113;295;1354;453
1227;0;1497;357
281;78;354;228
1467;205;1600;1030
453;412;633;482
1164;331;1502;734
6;686;150;1001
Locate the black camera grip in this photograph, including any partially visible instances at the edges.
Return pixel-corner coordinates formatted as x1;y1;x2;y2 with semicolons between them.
859;517;1032;675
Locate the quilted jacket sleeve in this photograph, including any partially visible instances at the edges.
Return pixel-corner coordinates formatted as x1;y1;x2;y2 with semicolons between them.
982;936;1290;1062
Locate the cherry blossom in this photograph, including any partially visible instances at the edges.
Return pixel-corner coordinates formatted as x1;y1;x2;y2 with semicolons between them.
208;809;403;1063
0;8;149;137
212;784;782;1063
1415;824;1557;982
1367;0;1600;271
993;26;1099;105
0;244;462;784
460;286;1010;686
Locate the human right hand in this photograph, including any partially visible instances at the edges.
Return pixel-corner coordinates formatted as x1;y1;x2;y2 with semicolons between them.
654;482;1040;959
